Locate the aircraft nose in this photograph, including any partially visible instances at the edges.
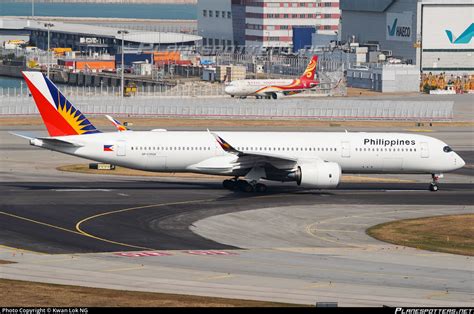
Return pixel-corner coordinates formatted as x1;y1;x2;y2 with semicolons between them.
224;86;234;94
457;154;466;168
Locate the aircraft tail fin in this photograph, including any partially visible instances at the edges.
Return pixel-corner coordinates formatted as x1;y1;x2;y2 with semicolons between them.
300;55;318;81
105;115;129;132
22;71;100;137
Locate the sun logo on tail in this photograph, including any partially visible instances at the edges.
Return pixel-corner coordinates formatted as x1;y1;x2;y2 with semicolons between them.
55;92;98;135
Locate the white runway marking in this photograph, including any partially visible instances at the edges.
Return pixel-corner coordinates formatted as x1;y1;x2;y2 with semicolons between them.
53;189;111;192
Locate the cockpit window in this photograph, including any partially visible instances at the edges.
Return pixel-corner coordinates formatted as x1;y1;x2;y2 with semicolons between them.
443;146;453;153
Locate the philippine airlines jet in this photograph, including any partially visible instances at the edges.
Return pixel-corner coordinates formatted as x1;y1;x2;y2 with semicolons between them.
224;56;320;99
13;72;465;192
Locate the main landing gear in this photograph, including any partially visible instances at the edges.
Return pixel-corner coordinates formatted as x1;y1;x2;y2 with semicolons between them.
429;173;443;192
222;178;267;193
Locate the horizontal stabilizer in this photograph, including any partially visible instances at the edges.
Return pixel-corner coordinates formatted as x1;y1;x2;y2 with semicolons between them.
39;137;83;147
9;131;38;140
9;132;82;147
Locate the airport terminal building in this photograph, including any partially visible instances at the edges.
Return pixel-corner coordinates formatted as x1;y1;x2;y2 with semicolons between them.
340;0;474;74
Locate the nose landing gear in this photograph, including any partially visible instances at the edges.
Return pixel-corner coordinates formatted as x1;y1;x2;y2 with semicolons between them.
429;173;443;192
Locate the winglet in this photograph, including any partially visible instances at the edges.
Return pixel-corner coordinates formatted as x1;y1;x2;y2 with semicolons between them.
211;132;240;155
105;115;129;132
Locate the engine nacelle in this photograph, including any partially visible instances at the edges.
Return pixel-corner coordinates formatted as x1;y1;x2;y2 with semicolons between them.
294;161;341;189
270;92;282;100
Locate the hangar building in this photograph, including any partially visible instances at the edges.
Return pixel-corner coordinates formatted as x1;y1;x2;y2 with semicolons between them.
340;0;473;74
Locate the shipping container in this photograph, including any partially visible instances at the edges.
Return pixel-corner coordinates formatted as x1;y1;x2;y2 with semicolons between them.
149;51;181;63
53;48;72;56
75;60;115;71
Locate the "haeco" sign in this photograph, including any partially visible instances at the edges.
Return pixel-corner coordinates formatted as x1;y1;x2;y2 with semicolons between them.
386;12;413;42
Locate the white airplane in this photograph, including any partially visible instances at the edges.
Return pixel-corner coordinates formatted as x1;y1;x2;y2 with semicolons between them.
12;71;465;192
224;56;320;99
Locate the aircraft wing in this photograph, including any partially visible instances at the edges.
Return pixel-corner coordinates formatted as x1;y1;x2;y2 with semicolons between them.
211;132;297;170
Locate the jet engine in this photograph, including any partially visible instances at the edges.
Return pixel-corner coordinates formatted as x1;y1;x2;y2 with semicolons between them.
291;161;341;189
270;92;282;100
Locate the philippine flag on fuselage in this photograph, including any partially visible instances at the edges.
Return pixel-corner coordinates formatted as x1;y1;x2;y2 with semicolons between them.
103;145;114;152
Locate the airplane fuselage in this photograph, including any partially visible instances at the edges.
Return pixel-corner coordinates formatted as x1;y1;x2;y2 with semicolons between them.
224;79;318;97
31;131;464;179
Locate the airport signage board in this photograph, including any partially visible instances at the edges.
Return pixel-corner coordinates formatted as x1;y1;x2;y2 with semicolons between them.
386;12;413;42
422;5;474;49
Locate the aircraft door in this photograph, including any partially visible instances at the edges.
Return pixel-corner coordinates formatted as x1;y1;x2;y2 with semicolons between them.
420;142;429;158
116;141;126;157
341;141;351;158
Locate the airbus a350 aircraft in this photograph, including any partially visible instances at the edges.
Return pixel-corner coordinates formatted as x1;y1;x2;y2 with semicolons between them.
224;55;320;99
12;72;465;192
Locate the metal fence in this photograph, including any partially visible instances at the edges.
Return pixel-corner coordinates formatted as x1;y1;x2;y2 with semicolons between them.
0;76;345;98
0;95;453;121
213;52;350;78
0;83;228;98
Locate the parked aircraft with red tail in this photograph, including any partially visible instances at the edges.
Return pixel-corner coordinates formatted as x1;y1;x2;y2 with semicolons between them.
224;55;319;99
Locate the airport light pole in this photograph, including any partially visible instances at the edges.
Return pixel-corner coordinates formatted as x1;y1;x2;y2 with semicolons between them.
44;23;54;78
117;30;129;103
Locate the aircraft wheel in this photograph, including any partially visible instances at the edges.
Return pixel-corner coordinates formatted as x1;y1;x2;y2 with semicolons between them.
223;179;232;189
238;180;254;193
223;179;237;190
255;183;267;193
429;174;440;192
